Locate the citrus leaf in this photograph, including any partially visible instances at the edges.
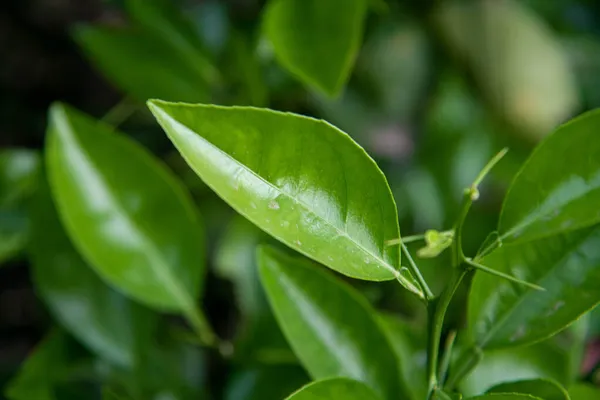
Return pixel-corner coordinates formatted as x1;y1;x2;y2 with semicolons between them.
148;100;421;296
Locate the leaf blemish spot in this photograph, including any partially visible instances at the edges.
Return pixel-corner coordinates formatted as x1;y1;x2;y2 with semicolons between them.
269;200;280;210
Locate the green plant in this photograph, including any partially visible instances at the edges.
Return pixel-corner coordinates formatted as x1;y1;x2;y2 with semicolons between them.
3;0;600;399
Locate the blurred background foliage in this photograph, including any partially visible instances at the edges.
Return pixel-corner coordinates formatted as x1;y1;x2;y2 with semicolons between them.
2;0;600;398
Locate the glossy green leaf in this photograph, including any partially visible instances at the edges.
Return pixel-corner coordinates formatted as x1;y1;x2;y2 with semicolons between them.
29;175;155;367
224;365;308;400
257;246;401;400
498;110;600;243
460;342;568;396
469;225;600;349
74;26;209;103
466;395;542;400
264;0;368;96
487;379;569;400
285;378;381;400
149;100;422;296
568;383;600;400
46;103;205;313
125;0;218;85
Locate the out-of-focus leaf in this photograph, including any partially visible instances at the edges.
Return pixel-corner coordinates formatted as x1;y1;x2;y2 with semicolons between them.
459;342;568;396
0;149;40;207
215;216;265;317
436;0;578;139
498;110;600;244
214;216;293;363
355;21;429;120
46;103;205;315
568;383;600;400
30;175;155;367
378;314;427;400
224;365;308;400
191;0;229;55
4;331;91;400
285;378;381;400
469;225;600;349
149;101;422;295
134;338;207;399
0;149;40;264
257;246;403;400
125;0;219;85
74;26;209;103
264;0;368;96
223;31;269;107
0;210;29;265
487;379;569;400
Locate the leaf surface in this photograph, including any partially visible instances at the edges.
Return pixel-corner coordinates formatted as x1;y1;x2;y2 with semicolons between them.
469;225;600;348
30;176;154;367
498;110;600;243
258;246;400;400
149;100;421;295
46;103;205;313
285;378;381;400
487;379;568;400
264;0;368;96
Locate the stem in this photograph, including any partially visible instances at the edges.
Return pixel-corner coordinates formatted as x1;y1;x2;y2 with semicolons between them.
400;240;434;300
427;268;467;397
471;148;508;189
184;306;218;349
425;148;509;395
464;258;545;291
385;233;425;246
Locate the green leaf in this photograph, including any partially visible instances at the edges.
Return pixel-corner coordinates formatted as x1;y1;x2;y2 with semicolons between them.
466;395;542;400
4;331;86;400
148;101;422;296
569;383;600;400
0;210;30;265
487;379;569;400
459;342;568;396
468;225;600;349
285;378;381;400
0;149;41;264
0;149;40;207
73;26;209;103
264;0;368;96
224;365;309;400
29;175;155;367
125;0;218;85
498;110;600;243
257;246;401;400
45;103;205;315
